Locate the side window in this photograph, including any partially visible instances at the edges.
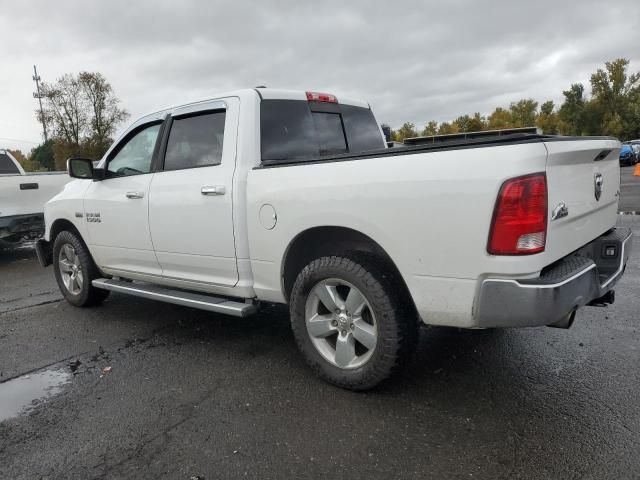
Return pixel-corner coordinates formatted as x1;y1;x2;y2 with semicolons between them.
107;123;161;177
0;153;20;174
163;111;226;171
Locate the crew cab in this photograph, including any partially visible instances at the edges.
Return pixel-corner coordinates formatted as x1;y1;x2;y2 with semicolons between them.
36;89;632;390
0;149;69;246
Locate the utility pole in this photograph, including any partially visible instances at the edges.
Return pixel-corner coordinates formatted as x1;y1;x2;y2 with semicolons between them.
32;65;48;142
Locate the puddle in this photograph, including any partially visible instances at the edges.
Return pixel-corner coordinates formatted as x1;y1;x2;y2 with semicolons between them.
0;368;71;422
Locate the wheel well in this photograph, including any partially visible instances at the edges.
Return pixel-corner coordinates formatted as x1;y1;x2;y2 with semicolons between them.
281;226;415;310
50;219;81;244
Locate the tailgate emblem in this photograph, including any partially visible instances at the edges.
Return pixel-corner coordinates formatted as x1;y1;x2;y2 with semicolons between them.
594;173;603;201
551;202;569;221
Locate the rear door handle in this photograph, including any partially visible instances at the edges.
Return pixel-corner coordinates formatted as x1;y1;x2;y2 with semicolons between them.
125;191;145;199
201;185;226;196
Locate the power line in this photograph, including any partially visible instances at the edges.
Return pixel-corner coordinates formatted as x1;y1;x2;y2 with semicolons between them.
0;137;40;145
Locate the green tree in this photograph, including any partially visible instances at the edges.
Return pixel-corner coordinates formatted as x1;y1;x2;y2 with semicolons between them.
487;107;512;130
421;121;438;136
453;115;473;132
393;122;419;141
30;140;55;171
437;122;459;135
589;58;640;138
557;84;587;135
469;113;486;132
509;99;538;128
536;100;559;134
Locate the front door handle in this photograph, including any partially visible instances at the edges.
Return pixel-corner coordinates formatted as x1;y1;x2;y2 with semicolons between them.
201;185;226;196
125;191;145;199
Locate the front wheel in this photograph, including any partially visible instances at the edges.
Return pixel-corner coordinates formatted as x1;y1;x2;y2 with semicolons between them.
53;230;110;307
289;255;418;390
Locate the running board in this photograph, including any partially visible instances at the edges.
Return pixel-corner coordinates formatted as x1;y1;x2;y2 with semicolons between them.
91;278;257;317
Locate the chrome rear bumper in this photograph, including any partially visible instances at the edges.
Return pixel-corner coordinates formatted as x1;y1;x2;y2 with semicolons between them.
474;227;632;328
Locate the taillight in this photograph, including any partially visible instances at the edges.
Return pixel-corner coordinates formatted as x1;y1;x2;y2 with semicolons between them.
488;173;547;255
306;91;338;103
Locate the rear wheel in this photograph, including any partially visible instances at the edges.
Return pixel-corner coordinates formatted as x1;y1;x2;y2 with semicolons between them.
53;230;109;307
289;255;418;390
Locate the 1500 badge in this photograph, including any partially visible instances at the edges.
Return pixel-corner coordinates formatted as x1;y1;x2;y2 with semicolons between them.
86;212;101;223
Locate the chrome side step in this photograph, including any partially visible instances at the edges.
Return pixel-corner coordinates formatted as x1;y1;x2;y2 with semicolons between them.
91;278;257;317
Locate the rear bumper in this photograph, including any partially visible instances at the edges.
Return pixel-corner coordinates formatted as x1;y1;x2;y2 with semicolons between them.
474;227;632;328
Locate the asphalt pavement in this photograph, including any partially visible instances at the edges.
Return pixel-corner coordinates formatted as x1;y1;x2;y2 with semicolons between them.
0;177;639;479
620;165;640;212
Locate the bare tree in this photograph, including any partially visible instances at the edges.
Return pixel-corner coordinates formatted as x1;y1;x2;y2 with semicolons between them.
79;72;129;150
36;72;129;168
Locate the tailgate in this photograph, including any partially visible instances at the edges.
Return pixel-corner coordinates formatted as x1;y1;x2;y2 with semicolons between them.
544;138;621;263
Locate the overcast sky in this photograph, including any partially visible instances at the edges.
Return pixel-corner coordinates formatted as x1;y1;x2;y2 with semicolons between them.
1;0;639;151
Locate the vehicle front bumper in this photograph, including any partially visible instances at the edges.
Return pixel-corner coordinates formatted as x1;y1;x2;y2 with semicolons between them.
0;213;44;244
474;227;633;328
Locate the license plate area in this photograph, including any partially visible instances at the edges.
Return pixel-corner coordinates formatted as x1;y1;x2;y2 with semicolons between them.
576;228;632;284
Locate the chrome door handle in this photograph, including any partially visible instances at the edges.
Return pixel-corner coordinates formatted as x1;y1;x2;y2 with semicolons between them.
201;185;226;196
125;191;145;199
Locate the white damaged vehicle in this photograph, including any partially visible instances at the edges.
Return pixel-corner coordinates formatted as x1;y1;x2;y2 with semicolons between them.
0;149;69;246
36;89;632;390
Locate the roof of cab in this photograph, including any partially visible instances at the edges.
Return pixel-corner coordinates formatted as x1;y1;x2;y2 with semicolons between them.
140;88;370;120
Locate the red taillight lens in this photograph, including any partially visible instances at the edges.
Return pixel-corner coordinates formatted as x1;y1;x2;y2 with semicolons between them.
488;173;547;255
306;91;338;103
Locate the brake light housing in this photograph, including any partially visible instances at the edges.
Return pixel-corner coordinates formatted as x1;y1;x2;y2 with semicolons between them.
488;173;548;255
306;91;338;103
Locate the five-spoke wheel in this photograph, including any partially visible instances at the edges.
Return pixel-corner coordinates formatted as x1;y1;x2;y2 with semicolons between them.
58;244;84;295
290;255;418;390
53;230;109;307
305;279;377;369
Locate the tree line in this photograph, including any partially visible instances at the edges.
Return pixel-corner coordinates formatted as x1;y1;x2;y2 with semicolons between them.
11;71;128;171
386;58;640;142
8;58;640;171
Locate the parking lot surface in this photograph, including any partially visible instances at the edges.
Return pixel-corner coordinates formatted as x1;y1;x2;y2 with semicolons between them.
0;180;639;479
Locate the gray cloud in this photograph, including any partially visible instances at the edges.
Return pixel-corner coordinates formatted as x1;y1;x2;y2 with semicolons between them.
1;0;638;151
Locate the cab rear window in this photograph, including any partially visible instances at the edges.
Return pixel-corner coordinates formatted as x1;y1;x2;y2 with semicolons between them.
260;100;384;163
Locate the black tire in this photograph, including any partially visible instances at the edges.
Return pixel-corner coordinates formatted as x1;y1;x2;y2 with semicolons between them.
289;254;418;391
53;230;110;307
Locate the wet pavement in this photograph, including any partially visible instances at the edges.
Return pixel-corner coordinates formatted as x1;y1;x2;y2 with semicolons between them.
0;221;639;478
0;368;71;422
620;165;640;213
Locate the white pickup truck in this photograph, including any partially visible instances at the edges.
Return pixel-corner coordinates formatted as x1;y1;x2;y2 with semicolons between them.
36;89;632;390
0;149;69;246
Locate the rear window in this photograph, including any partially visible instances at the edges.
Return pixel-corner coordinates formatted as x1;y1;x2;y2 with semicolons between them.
260;100;384;163
311;112;347;155
0;153;20;174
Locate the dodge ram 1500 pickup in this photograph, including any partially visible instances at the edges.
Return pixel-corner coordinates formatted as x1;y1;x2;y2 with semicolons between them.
0;149;69;245
36;88;633;390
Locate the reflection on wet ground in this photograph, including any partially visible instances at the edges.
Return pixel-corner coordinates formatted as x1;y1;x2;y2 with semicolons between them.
0;368;71;422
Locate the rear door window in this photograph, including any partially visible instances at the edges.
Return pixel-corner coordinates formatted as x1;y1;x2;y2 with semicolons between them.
163;111;226;171
0;153;20;174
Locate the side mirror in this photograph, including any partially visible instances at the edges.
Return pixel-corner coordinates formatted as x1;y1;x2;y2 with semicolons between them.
67;158;104;180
